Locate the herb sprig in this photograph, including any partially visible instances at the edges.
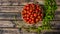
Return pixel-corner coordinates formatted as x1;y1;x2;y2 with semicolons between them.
43;0;57;29
37;0;57;34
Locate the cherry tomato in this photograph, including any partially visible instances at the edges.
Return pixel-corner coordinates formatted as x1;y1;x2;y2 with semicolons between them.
33;13;37;17
41;14;43;17
37;16;40;19
28;13;31;15
30;15;33;18
31;17;34;20
30;21;34;24
31;4;35;8
26;17;29;20
23;17;27;20
29;9;32;13
26;14;30;17
22;4;43;24
26;7;29;10
35;10;39;13
22;10;26;14
35;18;39;22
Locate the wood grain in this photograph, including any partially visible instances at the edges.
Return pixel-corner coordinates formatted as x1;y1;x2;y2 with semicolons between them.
0;5;59;12
0;28;20;34
0;21;15;27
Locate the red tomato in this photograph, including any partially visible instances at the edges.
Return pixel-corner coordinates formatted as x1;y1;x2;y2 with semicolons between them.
35;18;39;22
38;8;41;11
35;10;39;13
41;14;43;16
31;17;34;20
39;18;42;21
31;18;34;23
23;17;27;20
37;16;41;19
26;7;29;10
27;19;31;24
31;4;35;8
30;7;33;10
26;17;29;20
26;14;30;17
36;7;39;9
30;15;34;18
37;13;40;16
29;19;32;22
28;13;31;15
33;13;37;17
30;21;34;24
33;8;35;10
24;14;27;16
29;9;32;13
36;4;40;7
23;10;27;14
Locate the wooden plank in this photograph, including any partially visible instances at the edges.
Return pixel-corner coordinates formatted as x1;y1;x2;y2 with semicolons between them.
51;21;60;26
0;11;59;21
0;0;59;5
0;6;23;12
56;6;60;11
0;0;34;6
0;21;15;27
0;12;22;21
41;30;60;34
0;28;20;34
0;5;59;12
0;0;19;2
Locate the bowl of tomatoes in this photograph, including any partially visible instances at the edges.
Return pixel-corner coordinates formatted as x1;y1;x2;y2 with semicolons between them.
21;3;43;25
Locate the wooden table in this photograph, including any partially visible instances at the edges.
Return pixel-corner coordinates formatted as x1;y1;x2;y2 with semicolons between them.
0;0;59;34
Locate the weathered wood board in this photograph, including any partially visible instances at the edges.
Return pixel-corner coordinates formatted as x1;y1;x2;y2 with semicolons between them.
0;21;15;27
0;28;20;34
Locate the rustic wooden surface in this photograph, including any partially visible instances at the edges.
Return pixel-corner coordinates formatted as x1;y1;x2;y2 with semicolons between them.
0;0;59;34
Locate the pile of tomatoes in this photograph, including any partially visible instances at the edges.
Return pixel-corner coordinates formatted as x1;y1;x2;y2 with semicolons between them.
21;4;43;24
